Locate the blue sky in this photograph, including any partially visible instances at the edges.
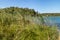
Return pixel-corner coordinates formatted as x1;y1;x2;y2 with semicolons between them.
0;0;60;13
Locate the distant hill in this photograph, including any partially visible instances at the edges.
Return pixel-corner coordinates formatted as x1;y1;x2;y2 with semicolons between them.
41;13;60;16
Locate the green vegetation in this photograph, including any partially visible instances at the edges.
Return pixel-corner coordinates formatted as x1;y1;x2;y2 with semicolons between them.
0;7;59;40
41;13;60;16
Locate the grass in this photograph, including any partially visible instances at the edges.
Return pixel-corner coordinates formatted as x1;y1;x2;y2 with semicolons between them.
0;7;59;40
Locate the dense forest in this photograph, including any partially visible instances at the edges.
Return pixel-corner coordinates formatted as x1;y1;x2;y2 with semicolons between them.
0;7;59;40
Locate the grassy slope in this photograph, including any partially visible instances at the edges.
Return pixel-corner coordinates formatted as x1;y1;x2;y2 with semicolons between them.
0;7;59;40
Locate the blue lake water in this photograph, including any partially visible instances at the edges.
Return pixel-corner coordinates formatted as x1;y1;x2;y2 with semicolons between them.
47;16;60;23
43;16;60;27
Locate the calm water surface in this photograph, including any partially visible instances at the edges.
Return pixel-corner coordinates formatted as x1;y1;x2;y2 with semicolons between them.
44;16;60;27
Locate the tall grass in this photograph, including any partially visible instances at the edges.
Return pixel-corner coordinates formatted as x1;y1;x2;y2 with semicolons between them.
0;24;59;40
0;7;59;40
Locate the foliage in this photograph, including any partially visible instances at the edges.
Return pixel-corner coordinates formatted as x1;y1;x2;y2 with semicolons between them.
0;7;59;40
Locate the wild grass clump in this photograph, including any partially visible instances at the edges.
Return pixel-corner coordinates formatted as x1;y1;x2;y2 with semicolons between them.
0;7;59;40
0;23;59;40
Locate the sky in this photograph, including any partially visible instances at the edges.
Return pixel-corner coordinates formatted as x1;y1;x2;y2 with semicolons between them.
0;0;60;13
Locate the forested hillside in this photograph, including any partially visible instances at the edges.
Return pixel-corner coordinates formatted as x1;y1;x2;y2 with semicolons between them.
41;13;60;16
0;7;59;40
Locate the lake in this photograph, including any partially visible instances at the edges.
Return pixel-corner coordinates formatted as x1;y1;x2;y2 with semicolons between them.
43;16;60;28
